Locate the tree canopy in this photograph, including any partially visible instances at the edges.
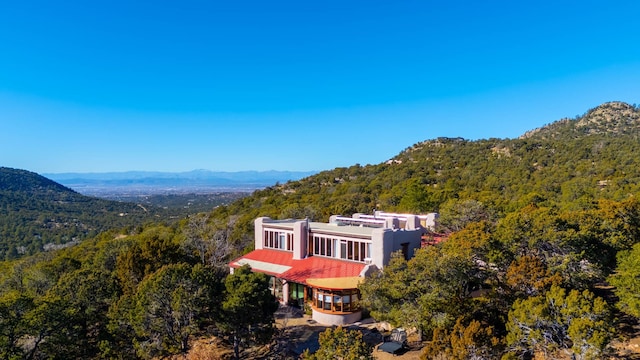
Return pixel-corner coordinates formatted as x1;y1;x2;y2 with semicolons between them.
608;242;640;318
302;326;374;360
219;264;279;360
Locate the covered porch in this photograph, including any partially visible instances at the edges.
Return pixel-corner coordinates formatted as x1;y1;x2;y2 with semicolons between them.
230;249;371;325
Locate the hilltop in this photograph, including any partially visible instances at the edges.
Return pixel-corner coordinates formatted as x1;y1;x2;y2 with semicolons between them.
520;101;640;140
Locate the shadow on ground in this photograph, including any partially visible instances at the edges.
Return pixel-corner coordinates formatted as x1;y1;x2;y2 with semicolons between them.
273;305;423;359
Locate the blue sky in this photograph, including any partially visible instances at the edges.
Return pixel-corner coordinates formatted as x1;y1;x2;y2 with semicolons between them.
1;1;639;173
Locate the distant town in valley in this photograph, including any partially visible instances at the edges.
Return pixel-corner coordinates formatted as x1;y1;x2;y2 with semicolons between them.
44;169;318;197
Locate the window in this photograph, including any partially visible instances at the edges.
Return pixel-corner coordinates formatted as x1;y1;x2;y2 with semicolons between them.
310;234;371;262
289;282;305;306
339;239;370;261
311;288;361;313
264;230;294;251
268;276;284;300
311;235;336;258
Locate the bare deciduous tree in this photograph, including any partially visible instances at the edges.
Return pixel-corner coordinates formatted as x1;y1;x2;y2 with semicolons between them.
182;214;235;270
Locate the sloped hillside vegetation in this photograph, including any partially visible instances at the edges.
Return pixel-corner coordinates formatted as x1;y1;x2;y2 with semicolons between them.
214;102;640;246
0;167;168;259
1;102;639;359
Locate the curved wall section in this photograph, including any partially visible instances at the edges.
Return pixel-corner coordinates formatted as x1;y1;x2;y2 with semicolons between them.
311;309;362;326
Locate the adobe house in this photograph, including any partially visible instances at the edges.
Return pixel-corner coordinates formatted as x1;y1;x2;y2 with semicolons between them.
229;211;438;325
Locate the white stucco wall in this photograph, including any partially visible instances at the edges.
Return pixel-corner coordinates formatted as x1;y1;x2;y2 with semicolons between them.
292;220;308;260
254;217;268;250
390;228;423;258
371;227;423;268
424;213;439;230
371;228;394;269
312;309;362;326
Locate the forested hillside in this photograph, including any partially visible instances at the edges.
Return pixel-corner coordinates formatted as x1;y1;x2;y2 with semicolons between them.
205;101;640;358
1;101;639;359
213;101;640;244
0;167;169;259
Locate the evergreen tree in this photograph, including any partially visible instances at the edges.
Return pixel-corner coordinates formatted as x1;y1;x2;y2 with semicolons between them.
128;263;222;358
218;265;278;360
506;285;612;359
302;326;374;360
608;242;640;317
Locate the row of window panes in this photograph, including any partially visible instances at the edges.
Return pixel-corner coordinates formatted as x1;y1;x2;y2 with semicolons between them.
264;230;293;251
312;288;360;313
312;236;334;257
310;236;371;262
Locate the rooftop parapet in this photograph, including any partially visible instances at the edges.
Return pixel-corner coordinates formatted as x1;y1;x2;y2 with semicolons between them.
370;211;439;230
329;215;387;228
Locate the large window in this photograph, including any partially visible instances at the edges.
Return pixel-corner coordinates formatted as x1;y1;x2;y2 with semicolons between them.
264;230;294;251
311;235;334;257
309;234;371;262
312;288;360;313
339;239;370;262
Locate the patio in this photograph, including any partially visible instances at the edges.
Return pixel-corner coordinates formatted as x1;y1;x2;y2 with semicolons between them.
275;305;423;359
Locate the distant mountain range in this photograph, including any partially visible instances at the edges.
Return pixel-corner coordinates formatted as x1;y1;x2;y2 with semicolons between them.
44;170;318;196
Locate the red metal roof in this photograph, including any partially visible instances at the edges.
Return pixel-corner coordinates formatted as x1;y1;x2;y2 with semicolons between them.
229;249;366;285
421;233;449;247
